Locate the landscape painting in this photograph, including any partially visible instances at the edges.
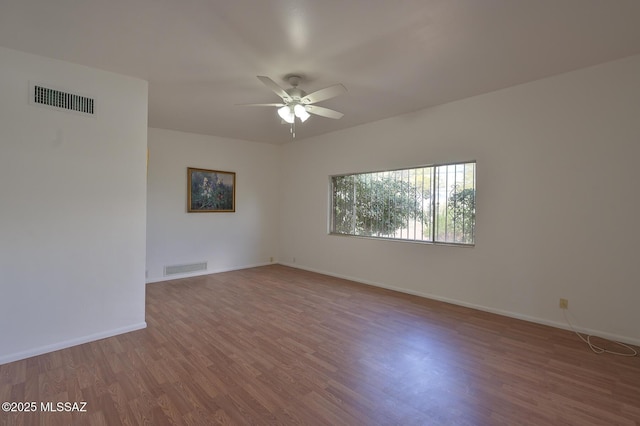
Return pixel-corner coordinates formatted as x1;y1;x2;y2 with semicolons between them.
187;167;236;212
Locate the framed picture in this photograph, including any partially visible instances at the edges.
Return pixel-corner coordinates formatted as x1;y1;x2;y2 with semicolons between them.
187;167;236;212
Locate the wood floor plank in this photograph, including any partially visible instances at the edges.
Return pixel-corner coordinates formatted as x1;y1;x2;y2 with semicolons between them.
1;265;639;425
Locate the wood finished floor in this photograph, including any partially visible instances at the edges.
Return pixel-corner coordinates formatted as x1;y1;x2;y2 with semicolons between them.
1;265;639;425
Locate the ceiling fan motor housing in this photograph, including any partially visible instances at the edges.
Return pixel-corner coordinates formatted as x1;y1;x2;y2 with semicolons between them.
285;87;306;102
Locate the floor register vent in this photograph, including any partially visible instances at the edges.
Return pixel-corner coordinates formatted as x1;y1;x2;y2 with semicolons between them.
164;262;208;276
30;83;95;115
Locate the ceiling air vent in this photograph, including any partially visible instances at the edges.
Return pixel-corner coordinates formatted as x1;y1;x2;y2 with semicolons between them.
30;83;95;116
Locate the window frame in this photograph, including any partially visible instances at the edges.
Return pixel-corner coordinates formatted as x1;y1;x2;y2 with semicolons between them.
329;160;476;247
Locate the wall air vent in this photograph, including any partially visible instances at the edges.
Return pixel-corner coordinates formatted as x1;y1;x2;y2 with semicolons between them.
164;262;208;276
30;83;95;116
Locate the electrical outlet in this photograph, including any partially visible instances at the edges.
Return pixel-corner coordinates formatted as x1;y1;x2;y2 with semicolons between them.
270;257;273;263
559;298;568;309
293;257;296;263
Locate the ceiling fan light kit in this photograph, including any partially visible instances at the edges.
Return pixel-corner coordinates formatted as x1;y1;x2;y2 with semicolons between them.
277;105;295;123
242;74;347;138
294;104;310;122
277;104;309;124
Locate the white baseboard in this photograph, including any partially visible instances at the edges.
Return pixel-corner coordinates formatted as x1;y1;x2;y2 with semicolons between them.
146;262;272;284
278;262;640;348
0;322;147;365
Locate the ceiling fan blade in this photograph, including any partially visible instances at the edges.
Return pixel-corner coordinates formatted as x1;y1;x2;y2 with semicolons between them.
257;76;292;102
301;84;347;104
237;103;285;107
305;105;344;119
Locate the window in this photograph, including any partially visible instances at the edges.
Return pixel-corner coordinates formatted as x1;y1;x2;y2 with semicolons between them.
330;161;475;245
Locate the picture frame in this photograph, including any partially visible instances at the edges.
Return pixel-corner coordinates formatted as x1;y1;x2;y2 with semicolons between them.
187;167;236;212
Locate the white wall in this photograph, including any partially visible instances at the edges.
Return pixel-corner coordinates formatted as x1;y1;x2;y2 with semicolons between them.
146;128;280;282
0;47;148;364
279;54;640;345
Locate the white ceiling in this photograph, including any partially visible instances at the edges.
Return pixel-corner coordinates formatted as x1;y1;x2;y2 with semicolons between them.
1;0;640;144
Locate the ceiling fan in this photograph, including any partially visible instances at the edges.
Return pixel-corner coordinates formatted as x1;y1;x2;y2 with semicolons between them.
241;75;347;137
